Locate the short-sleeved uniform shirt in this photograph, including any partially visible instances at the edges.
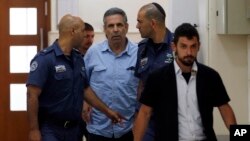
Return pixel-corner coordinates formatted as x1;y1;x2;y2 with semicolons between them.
26;40;87;121
135;29;174;83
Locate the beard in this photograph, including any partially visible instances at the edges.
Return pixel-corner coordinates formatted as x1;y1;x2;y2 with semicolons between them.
178;56;196;66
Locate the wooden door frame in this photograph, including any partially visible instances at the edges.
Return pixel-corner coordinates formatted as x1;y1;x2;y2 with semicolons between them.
0;0;51;140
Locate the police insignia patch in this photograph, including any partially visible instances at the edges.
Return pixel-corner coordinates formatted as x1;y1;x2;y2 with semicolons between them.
30;61;38;72
140;57;148;67
164;53;174;63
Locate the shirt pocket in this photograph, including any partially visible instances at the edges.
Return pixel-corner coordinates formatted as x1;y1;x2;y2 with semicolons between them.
53;72;71;96
90;66;107;84
126;67;139;87
54;72;71;80
93;65;107;71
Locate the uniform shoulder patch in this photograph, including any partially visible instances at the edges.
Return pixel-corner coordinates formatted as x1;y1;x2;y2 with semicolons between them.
73;48;81;54
30;61;38;72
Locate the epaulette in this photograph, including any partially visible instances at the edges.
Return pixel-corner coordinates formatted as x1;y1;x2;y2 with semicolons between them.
73;48;81;54
40;46;54;55
30;47;53;60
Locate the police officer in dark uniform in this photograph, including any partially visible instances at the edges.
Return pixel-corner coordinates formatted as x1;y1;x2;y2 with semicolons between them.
135;30;173;82
27;14;123;141
134;3;174;141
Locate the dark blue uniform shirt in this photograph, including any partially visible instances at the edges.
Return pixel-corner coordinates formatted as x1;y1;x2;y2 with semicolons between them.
134;29;174;141
26;40;87;121
135;29;174;83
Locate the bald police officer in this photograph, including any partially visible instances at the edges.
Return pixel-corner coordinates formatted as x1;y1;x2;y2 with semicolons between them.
27;14;123;141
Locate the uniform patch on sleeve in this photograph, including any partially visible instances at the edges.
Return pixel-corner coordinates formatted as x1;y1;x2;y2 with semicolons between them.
30;61;38;72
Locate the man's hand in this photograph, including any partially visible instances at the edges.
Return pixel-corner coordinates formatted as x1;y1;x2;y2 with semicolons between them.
106;108;125;124
29;129;41;141
82;101;92;123
84;86;125;124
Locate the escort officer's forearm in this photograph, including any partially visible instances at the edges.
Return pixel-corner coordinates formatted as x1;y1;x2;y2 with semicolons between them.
84;86;123;122
82;100;92;123
84;87;102;108
218;103;237;130
27;85;42;140
137;80;144;100
133;104;152;141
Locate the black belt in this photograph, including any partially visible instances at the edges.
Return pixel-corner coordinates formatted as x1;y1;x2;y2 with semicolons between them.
41;118;79;128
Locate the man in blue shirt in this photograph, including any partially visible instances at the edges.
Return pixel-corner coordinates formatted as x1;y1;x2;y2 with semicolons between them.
26;14;123;141
84;7;139;141
134;3;174;141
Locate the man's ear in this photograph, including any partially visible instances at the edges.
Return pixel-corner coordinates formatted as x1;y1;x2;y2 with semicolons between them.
151;19;157;28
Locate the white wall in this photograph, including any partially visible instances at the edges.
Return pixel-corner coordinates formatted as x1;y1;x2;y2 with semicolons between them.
78;0;167;33
49;0;167;44
167;0;208;64
208;0;249;136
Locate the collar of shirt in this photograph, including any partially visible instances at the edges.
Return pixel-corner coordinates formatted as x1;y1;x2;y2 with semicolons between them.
174;60;198;76
147;28;173;49
100;38;135;56
53;41;66;56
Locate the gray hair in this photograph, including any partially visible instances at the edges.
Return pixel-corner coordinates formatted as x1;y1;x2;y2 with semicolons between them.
103;7;128;25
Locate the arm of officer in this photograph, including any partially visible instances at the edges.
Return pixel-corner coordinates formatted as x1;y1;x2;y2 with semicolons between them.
82;100;92;123
27;85;42;141
84;86;124;123
133;104;153;141
218;103;237;130
137;80;144;100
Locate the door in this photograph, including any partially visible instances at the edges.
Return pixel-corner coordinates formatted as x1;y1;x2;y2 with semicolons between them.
0;0;50;140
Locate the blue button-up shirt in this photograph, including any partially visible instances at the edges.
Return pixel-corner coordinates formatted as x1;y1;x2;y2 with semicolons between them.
84;39;139;138
26;40;87;121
